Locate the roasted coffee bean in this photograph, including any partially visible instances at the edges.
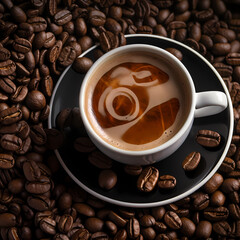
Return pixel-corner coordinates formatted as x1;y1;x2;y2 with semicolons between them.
10;5;27;23
99;31;118;52
226;53;240;66
73;203;95;217
126;217;140;238
30;125;47;145
164;211;182;230
158;175;176;189
124;165;142;176
27;17;47;32
214;62;233;77
25;175;51;194
17;23;34;38
91;232;109;240
25;90;46;111
16;62;30;77
58;214;73;233
0;213;16;227
13;38;32;54
0;60;16;76
27;195;51;211
139;215;155;227
58;46;76;67
54;10;72;26
210;190;226;206
108;211;127;227
221;178;240;193
196;130;221;148
88;151;113;169
137;166;159;192
191;192;210;210
213;221;231;236
40;217;56;235
98;169;117;190
72;57;93;74
0;47;10;61
48;40;63;63
8;178;24;194
180;217;196;237
88;10;106;27
10;85;28;103
1;134;22;152
165;47;183;61
0;154;14;169
219;157;235;173
182;151;201;171
84;217;104;233
195;221;212;239
203;206;229;221
228;203;240;220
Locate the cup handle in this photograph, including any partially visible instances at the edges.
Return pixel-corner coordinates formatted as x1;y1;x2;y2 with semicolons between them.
194;91;228;118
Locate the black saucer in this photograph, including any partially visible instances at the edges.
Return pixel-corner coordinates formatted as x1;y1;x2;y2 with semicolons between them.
49;35;233;207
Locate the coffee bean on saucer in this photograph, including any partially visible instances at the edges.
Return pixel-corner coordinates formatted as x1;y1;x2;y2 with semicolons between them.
72;57;93;74
196;130;221;148
182;151;201;171
98;169;117;190
158;175;176;190
124;165;142;176
137;166;159;192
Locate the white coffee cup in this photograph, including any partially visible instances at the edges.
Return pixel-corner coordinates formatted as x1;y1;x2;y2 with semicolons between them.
79;44;228;165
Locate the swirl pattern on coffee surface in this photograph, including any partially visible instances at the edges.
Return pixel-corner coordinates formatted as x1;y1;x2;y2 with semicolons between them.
88;60;182;151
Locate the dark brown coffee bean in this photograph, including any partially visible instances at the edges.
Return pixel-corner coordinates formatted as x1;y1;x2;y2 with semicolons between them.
54;10;72;26
191;192;210;210
10;5;27;23
108;211;127;228
58;46;76;67
88;10;106;27
0;60;16;76
195;221;212;239
72;57;93;74
30;125;47;145
25;175;51;194
58;192;72;211
164;211;182;230
196;129;221;148
219;157;235;173
113;229;127;240
212;221;231;236
84;217;104;233
8;178;25;195
1;134;22;151
221;178;240;193
0;154;14;169
99;31;118;52
124;165;142;176
126;217;140;238
17;23;34;38
0;213;16;227
228;203;240;220
98;169;117;190
0;107;22;125
0;77;16;94
182;151;201;171
48;40;63;63
226;53;240;66
88;151;113;169
0;47;10;61
212;43;231;56
91;232;109;240
139;215;155;227
40;217;56;235
158;175;176;189
137;166;159;192
10;85;28;103
203;206;229;221
71;228;90;240
194;8;214;21
25;90;46;111
118;208;135;219
13;38;32;54
33;31;46;49
73;203;95;217
210;190;226;206
27;195;51;211
58;214;73;233
180;217;196;237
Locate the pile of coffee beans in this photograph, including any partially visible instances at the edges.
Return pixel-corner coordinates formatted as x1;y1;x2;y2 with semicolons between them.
0;0;240;239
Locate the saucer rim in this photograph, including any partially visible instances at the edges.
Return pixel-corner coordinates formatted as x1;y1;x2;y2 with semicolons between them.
48;34;234;208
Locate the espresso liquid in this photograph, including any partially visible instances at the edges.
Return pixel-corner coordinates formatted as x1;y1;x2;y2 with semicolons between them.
86;55;186;151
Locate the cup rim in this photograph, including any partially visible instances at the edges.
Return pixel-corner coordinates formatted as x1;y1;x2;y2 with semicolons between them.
79;44;196;156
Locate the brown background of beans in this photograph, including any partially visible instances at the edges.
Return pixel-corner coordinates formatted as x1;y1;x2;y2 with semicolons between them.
0;0;240;239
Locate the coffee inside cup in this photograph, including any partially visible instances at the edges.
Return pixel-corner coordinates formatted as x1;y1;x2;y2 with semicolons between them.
84;51;191;151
